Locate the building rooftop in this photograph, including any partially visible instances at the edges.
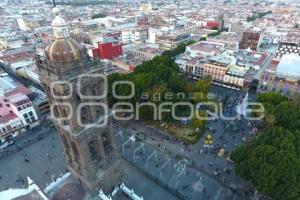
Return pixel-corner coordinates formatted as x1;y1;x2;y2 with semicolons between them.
276;54;300;78
189;41;224;53
236;50;270;68
0;73;17;92
7;93;29;105
226;65;248;78
0;96;17;124
209;51;236;66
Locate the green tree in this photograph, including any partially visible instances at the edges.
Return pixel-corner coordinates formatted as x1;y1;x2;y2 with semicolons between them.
257;92;288;106
273;102;300;132
191;111;206;129
91;13;106;19
200;37;207;41
194;77;212;94
231;127;300;200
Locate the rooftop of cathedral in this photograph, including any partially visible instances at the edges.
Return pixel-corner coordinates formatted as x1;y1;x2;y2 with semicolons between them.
2;162;177;200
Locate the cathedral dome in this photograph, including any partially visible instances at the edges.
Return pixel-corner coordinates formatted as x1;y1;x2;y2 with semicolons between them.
47;38;82;63
46;7;82;63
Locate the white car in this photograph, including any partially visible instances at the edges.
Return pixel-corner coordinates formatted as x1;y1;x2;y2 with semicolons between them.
0;139;14;150
0;141;9;150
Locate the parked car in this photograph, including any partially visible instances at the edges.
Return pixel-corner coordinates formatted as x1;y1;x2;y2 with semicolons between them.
0;136;14;150
0;141;9;150
6;135;14;146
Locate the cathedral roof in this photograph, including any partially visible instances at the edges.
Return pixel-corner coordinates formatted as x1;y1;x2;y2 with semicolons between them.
46;7;82;63
47;38;82;63
52;182;87;200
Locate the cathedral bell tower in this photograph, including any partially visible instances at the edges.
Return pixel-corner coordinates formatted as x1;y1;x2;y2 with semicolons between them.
36;8;123;194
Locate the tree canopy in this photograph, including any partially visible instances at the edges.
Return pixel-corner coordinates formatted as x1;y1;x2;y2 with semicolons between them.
232;92;300;200
107;40;211;123
91;13;107;19
256;92;300;132
231;127;300;200
247;11;272;22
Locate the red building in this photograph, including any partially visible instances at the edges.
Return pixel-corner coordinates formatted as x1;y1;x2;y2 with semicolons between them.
206;21;220;29
92;42;122;60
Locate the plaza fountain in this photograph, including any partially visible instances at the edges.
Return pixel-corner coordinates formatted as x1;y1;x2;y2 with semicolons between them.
236;93;249;117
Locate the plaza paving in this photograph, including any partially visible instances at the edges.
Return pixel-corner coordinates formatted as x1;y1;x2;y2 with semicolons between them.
115;130;236;200
0;132;66;191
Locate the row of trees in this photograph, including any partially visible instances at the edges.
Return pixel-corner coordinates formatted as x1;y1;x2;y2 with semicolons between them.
161;40;196;58
199;30;223;41
91;13;107;19
247;11;272;22
231;92;300;200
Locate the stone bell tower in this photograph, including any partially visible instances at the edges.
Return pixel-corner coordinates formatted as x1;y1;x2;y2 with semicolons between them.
36;8;123;194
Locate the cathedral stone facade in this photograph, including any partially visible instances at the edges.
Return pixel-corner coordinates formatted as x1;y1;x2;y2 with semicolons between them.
36;8;123;194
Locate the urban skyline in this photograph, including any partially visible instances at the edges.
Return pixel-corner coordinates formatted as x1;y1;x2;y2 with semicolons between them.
0;0;299;200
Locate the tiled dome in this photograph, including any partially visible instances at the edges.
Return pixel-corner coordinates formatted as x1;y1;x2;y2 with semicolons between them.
46;38;82;63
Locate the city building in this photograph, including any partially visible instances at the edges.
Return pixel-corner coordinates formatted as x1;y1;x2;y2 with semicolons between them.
235;49;271;70
229;22;245;34
239;30;262;51
123;43;163;60
0;73;35;98
186;41;225;58
184;58;206;78
7;93;39;128
223;65;249;89
275;41;300;59
235;49;272;88
121;28;148;44
139;3;152;13
207;32;240;51
274;30;300;59
0;95;25;141
92;42;122;60
260;54;300;96
176;41;225;77
206;21;220;30
203;52;236;84
218;13;224;31
0;88;39;141
155;32;191;50
0;71;49;116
